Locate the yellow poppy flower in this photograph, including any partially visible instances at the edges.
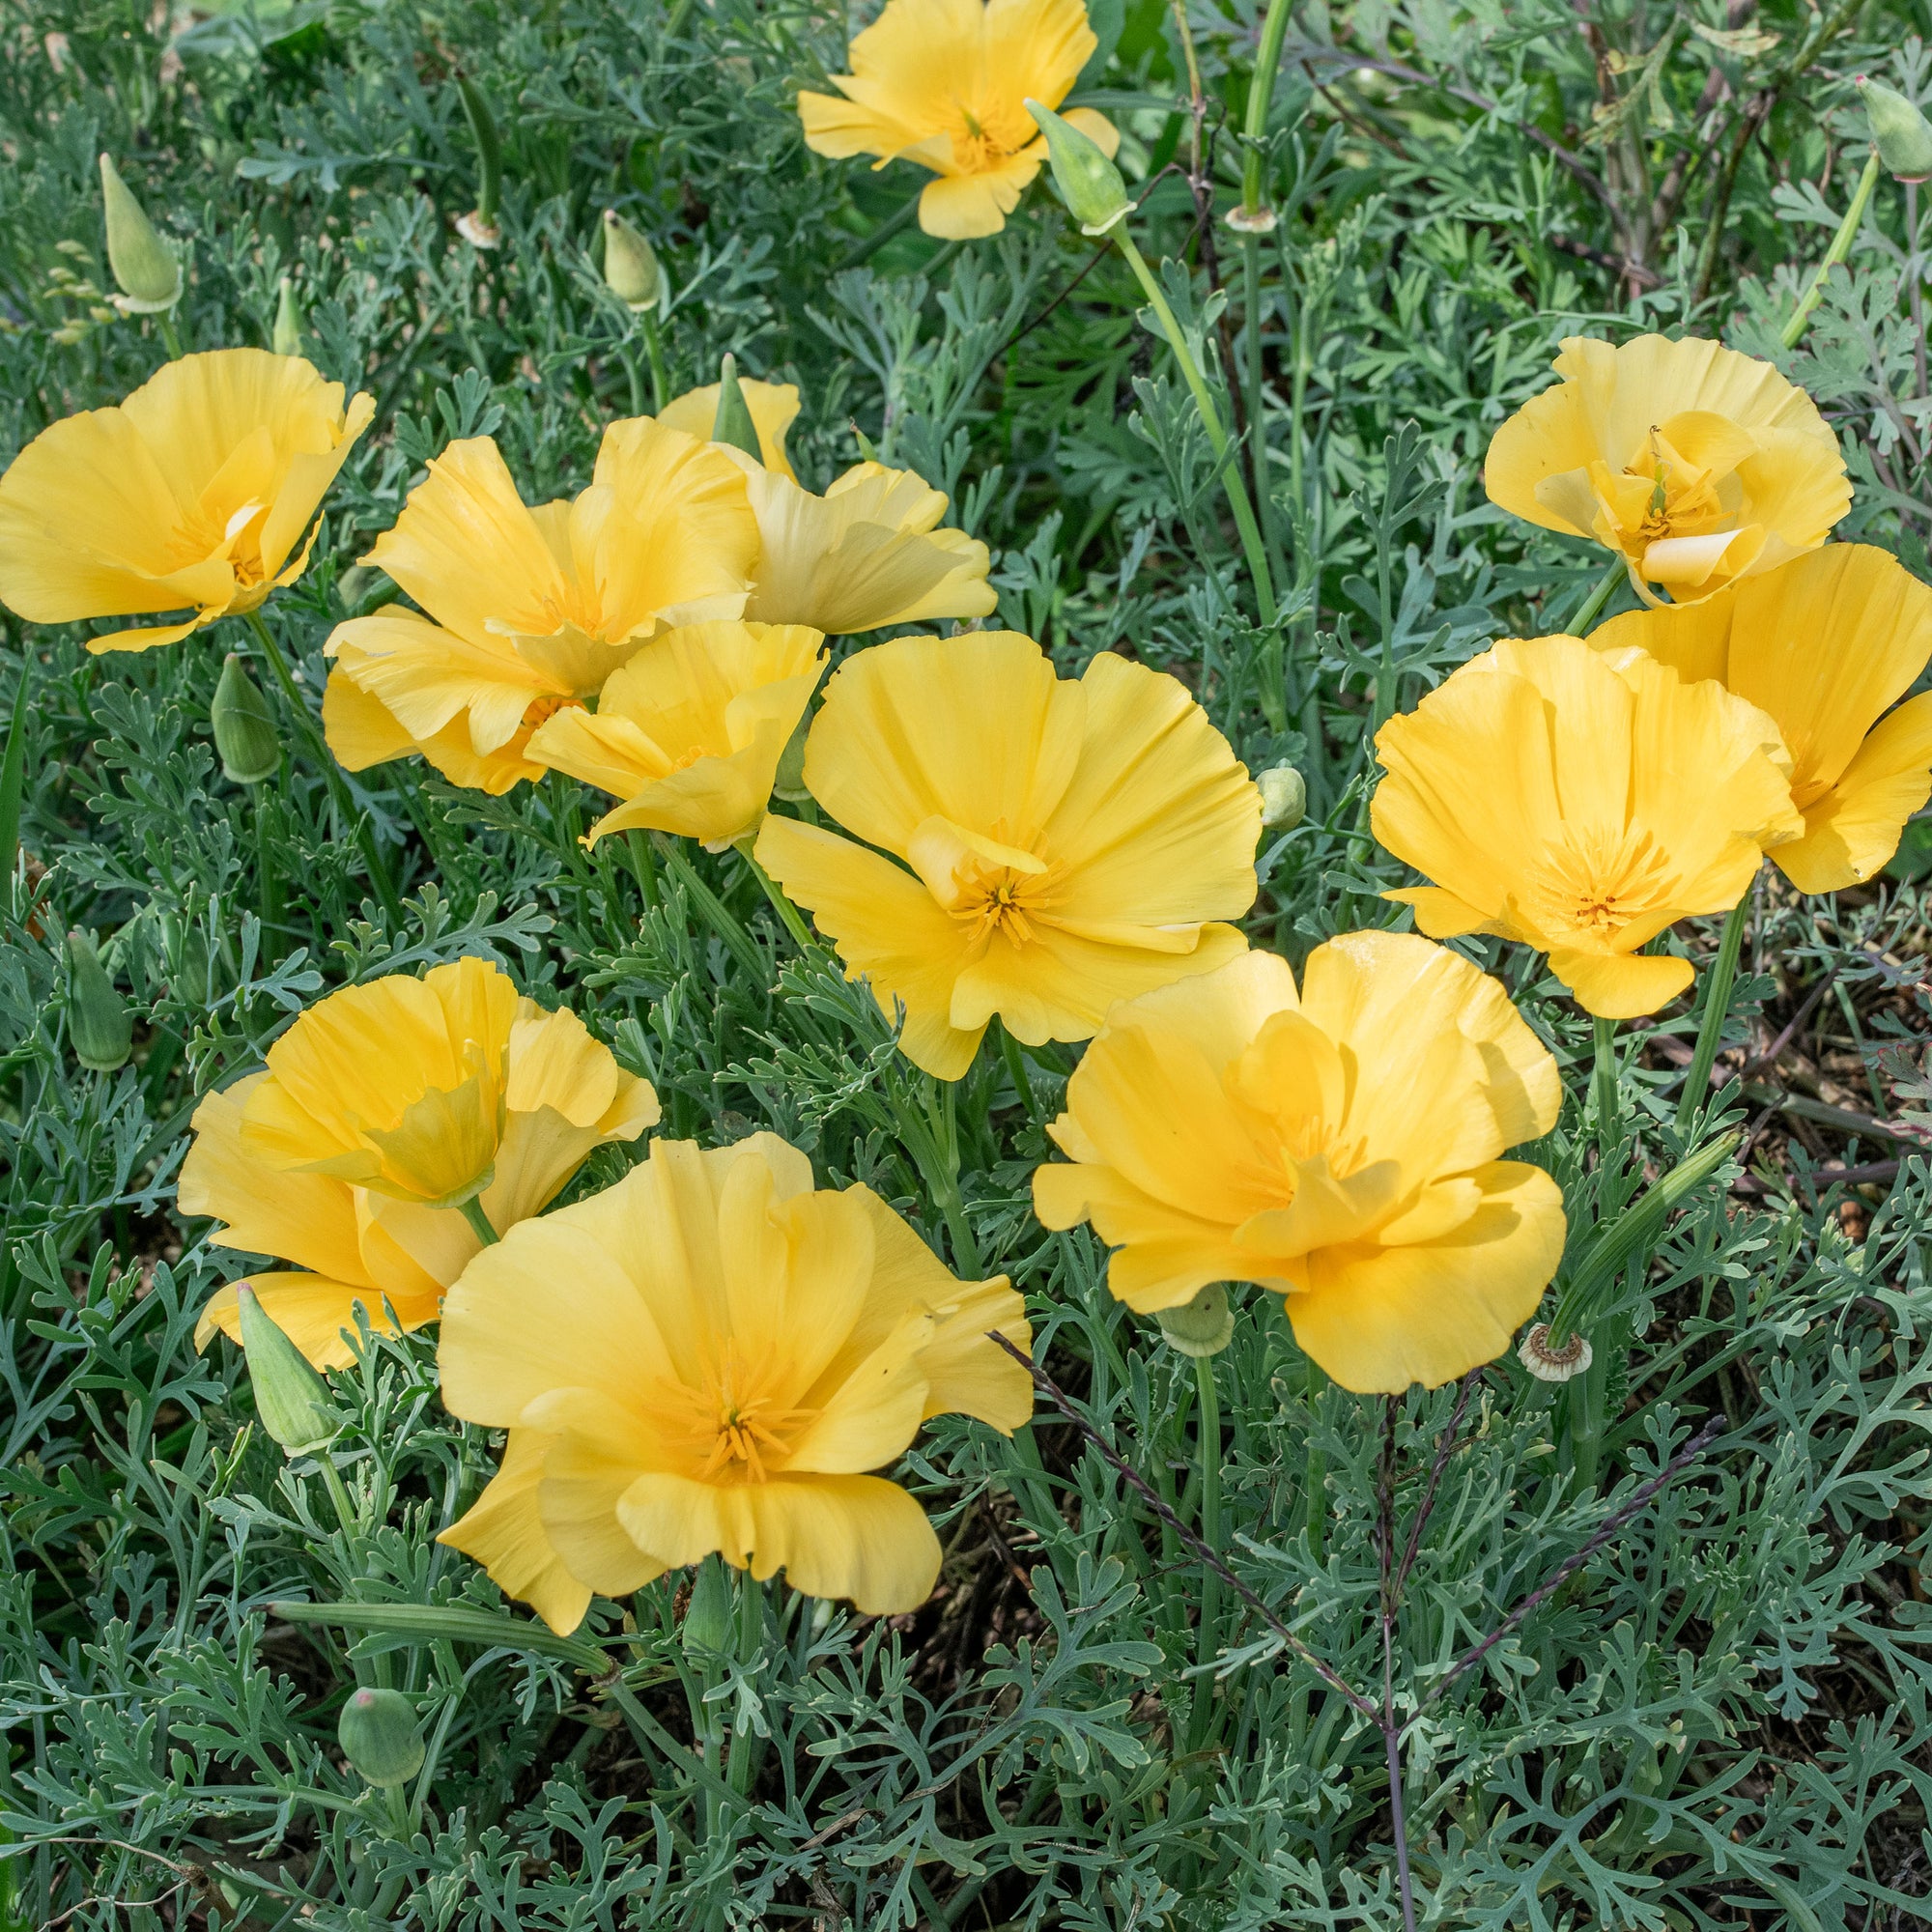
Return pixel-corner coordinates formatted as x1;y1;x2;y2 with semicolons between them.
184;961;657;1367
436;1132;1033;1630
1371;635;1804;1018
1033;934;1565;1393
0;349;373;652
322;421;758;793
658;376;801;482
799;0;1119;240
526;620;826;849
1485;334;1851;604
1593;544;1932;894
753;630;1260;1079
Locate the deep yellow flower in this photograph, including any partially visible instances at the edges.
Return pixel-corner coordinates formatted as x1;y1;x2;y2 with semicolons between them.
658;376;801;482
1594;545;1932;894
1372;635;1804;1018
1033;934;1565;1393
526;620;826;849
0;349;372;652
1485;334;1851;604
184;959;657;1366
754;630;1260;1079
798;0;1119;240
437;1132;1033;1629
322;422;758;793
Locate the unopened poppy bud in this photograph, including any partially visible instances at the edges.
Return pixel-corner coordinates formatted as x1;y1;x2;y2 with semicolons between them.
711;355;763;462
1518;1321;1592;1383
213;654;280;784
1024;99;1130;235
337;1687;425;1788
456;74;503;248
602;210;661;312
682;1553;733;1655
238;1284;341;1455
1155;1281;1234;1358
66;929;131;1072
1856;76;1932;183
99;154;182;314
1258;764;1306;830
773;716;810;802
272;276;301;356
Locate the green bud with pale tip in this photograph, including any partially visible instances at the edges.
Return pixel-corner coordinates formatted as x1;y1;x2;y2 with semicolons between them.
337;1687;425;1788
238;1284;341;1456
271;275;301;356
682;1552;734;1656
1857;76;1932;183
1257;764;1306;831
1023;99;1130;236
602;210;662;312
1155;1282;1235;1358
66;929;132;1073
212;654;280;785
99;154;182;313
710;355;763;462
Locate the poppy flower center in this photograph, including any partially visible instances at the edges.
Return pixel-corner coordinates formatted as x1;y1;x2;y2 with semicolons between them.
521;694;584;731
665;1342;817;1484
954;867;1059;946
1522;825;1673;942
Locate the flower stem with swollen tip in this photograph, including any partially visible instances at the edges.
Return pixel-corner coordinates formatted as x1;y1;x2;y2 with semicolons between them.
1677;894;1751;1130
457;1196;499;1247
1111;227;1278;629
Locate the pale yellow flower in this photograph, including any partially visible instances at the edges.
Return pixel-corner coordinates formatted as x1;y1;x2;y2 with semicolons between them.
323;422;758;793
437;1132;1033;1630
754;630;1260;1078
526;620;826;849
1594;545;1932;893
1372;635;1804;1018
184;958;657;1367
799;0;1119;239
1485;334;1851;604
0;349;372;651
1034;935;1565;1393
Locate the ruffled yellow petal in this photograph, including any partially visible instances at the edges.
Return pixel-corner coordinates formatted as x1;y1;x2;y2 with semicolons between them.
438;1430;594;1634
918;158;1037;237
657;380;801;482
1775;692;1932;892
194;1271;436;1370
1547;945;1694;1018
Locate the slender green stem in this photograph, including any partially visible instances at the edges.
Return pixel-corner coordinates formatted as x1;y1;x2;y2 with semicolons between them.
900;1074;981;1277
639;308;668;413
243;611;404;923
1592;1015;1620;1157
656;836;766;979
836;193;922;271
253;781;282;930
999;1022;1039;1126
1240;0;1294;211
457;1195;499;1246
1567;558;1625;635
726;1576;763;1799
1112;228;1278;627
1677;894;1751;1129
1782;150;1882;350
157;309;185;358
1302;1352;1327;1560
624;828;659;908
1190;1353;1223;1738
735;838;815;952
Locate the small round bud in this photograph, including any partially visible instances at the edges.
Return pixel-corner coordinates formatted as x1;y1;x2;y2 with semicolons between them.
66;929;132;1072
337;1687;425;1788
1857;77;1932;183
602;210;662;312
212;654;281;785
237;1284;341;1455
99;155;182;314
1024;99;1130;235
271;276;302;356
682;1553;734;1656
1518;1321;1592;1383
1257;764;1306;830
1155;1282;1235;1358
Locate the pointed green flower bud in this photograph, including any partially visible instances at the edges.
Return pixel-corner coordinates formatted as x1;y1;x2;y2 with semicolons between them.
272;276;302;356
1024;99;1130;235
682;1553;734;1656
66;929;132;1072
1257;764;1306;830
238;1284;341;1456
337;1687;425;1788
710;355;763;462
1857;76;1932;183
212;654;281;785
99;155;182;314
456;73;503;246
602;210;662;312
1155;1281;1234;1358
772;716;810;803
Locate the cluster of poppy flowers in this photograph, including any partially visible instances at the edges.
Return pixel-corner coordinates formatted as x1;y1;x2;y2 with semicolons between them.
6;105;1930;1627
